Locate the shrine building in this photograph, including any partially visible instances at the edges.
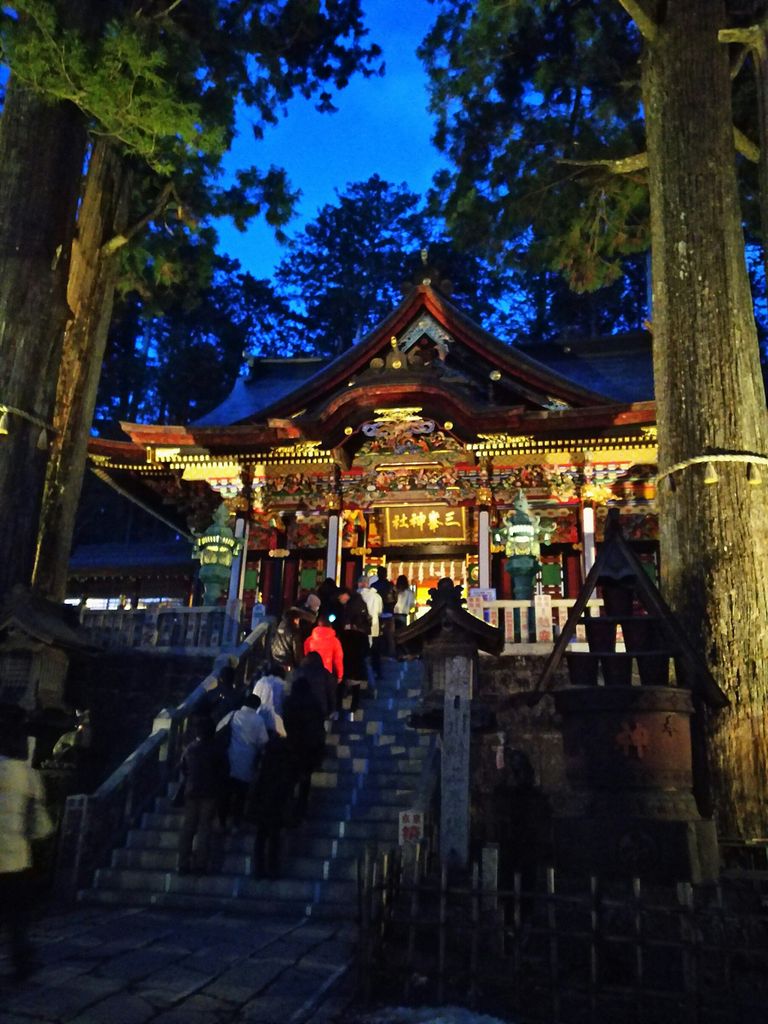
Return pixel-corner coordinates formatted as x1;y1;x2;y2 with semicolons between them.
81;280;659;619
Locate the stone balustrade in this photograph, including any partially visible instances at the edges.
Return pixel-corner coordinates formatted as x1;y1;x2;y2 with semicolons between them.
80;604;242;652
55;620;273;899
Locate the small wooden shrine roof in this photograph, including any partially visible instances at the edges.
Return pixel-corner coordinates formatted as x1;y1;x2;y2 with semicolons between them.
0;585;93;650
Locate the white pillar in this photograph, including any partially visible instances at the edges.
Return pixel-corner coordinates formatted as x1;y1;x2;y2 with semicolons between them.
228;516;248;602
581;504;596;579
478;508;491;590
326;512;341;585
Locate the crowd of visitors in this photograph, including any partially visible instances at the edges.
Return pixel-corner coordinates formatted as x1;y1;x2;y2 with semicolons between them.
176;571;416;881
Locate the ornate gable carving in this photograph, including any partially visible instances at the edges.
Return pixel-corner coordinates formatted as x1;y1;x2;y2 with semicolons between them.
397;313;454;360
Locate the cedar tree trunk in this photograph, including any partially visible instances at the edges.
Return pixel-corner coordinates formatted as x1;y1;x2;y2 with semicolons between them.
641;0;768;838
0;79;88;598
33;140;132;600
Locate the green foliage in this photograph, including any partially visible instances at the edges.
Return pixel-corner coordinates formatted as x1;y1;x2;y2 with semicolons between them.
97;250;307;429
0;0;383;252
1;0;388;425
551;176;649;292
272;175;518;356
3;1;221;174
1;1;382;178
420;0;648;293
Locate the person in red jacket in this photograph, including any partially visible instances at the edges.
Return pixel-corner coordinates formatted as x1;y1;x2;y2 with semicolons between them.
303;609;344;687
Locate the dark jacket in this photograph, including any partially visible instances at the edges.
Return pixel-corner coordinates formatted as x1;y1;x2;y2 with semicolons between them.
283;676;327;773
294;653;336;718
250;733;295;827
372;576;397;613
180;737;227;799
340;628;369;682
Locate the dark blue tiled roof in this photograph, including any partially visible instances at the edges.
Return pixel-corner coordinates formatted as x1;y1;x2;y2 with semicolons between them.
516;333;654;404
193;358;329;426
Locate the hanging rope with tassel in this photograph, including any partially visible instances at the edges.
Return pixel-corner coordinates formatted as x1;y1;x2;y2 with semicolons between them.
0;402;58;450
655;452;768;489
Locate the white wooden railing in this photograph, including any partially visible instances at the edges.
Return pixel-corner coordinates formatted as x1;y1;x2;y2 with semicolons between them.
80;604;243;652
82;596;604;655
467;595;604;653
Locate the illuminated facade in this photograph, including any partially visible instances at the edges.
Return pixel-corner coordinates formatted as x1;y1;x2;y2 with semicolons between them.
85;283;659;616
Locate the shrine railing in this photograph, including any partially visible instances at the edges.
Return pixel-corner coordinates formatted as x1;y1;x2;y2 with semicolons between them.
468;596;604;653
80;604;243;652
54;620;272;899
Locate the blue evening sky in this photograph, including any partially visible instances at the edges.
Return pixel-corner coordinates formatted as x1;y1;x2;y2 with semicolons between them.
215;0;442;280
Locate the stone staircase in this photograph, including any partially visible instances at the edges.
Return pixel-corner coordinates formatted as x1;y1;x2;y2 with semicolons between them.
77;659;433;918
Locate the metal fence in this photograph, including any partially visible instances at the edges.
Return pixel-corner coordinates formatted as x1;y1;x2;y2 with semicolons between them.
358;849;768;1023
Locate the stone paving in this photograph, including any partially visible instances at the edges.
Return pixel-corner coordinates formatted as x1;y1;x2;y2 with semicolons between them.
0;904;361;1024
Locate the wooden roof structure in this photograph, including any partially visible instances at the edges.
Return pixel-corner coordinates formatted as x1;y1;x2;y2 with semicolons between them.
533;509;728;708
86;282;658;530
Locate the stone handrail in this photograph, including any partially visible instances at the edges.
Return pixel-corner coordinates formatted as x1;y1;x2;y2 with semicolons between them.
80;604;243;652
468;596;604;652
55;619;273;899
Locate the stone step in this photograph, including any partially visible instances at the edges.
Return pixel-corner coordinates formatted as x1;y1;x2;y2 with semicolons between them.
75;656;427;916
363;688;423;703
358;770;428;789
310;786;417;809
91;866;357;906
77;886;359;920
362;757;429;775
326;744;428;766
331;708;418;729
77;887;315;918
348;729;423;747
111;847;360;881
365;747;430;764
159;771;420;805
337;804;405;823
143;789;410;833
294;819;399;844
126;826;393;861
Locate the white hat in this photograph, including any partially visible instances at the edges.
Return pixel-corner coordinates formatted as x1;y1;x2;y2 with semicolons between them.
305;594;321;613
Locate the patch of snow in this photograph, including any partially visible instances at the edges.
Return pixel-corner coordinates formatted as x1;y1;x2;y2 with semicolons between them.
355;1007;515;1024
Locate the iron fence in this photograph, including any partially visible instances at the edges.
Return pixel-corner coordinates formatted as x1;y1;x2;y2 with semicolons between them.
358;849;768;1024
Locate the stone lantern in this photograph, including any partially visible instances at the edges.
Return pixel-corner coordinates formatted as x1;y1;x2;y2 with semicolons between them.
397;579;503;869
0;585;91;712
193;503;243;605
493;489;552;599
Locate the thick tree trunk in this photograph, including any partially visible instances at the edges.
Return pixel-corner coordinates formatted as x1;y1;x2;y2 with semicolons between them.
33;141;132;600
0;80;88;598
641;0;768;838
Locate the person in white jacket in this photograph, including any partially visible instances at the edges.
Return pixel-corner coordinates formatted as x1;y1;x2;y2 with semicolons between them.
216;694;268;832
252;677;286;737
0;704;53;980
358;575;383;678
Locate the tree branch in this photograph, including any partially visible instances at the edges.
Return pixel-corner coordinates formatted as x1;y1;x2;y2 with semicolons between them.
101;181;177;255
615;0;658;43
734;126;760;163
719;24;768;61
558;129;759;173
559;152;649;174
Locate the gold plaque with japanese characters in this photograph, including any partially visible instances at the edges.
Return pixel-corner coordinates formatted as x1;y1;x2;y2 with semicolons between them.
384;505;467;545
